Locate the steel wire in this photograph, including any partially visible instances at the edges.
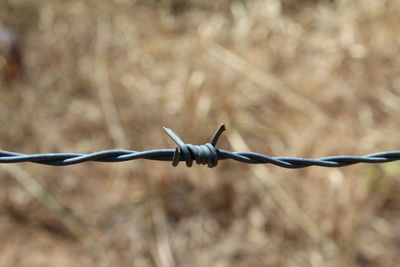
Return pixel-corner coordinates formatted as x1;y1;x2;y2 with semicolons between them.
0;124;399;168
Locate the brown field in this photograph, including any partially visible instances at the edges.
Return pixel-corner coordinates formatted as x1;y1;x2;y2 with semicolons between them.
0;0;400;266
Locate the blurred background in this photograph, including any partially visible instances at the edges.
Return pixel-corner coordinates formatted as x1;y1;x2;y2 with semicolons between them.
0;0;400;266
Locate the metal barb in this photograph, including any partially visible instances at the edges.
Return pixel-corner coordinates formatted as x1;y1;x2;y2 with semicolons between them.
210;124;226;146
162;125;225;167
163;126;192;167
172;148;180;167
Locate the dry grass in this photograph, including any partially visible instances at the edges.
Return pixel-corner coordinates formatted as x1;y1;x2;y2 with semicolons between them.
0;0;400;266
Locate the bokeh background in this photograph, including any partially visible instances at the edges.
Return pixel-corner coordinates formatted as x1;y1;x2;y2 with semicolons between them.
1;0;400;266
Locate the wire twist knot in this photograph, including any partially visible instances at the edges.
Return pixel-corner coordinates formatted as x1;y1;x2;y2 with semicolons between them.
163;124;226;168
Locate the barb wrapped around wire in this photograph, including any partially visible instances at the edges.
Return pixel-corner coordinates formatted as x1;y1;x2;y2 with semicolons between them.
0;124;400;168
163;124;226;167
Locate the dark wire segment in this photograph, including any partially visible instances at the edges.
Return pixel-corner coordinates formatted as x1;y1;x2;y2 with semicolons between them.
1;124;399;168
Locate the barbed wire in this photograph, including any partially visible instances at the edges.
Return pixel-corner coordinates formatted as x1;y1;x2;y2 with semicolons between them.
1;124;399;168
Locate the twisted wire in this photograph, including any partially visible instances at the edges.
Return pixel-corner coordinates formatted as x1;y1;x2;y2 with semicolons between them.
0;124;399;168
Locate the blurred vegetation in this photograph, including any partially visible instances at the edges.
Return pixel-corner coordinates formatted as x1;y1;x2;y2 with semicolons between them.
0;0;399;266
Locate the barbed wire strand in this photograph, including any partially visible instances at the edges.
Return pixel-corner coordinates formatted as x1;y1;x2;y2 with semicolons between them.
1;124;399;168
